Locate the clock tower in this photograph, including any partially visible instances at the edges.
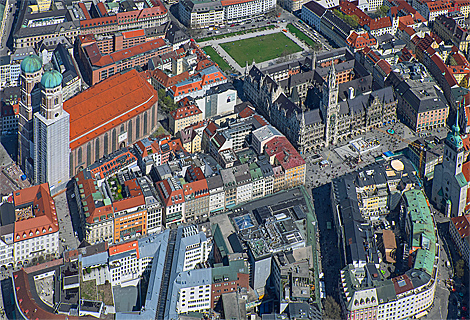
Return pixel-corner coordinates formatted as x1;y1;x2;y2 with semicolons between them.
321;61;340;147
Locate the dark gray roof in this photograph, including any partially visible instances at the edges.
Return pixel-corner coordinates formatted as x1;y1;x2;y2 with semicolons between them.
304;108;323;125
165;22;189;45
397;80;447;113
205;82;235;95
206;175;223;190
14;8;79;38
303;1;326;17
0;202;15;227
52;43;78;86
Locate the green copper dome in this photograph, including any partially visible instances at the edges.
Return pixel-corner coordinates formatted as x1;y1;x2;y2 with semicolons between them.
20;55;43;73
447;110;463;150
41;70;63;89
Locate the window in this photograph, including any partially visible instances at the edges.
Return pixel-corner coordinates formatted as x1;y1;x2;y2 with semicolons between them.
87;143;91;166
95;139;100;161
104;133;109;155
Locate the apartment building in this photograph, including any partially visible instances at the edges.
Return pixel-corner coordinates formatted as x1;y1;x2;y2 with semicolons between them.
112;180;148;243
77;37;172;85
13;8;80;49
178;0;275;28
449;215;470;268
156;177;186;227
395;80;449;132
168;65;228;102
264;137;306;189
183;179;210;222
207;175;225;213
10;184;60;265
211;259;249;308
75;170;115;245
137;177;164;234
169;104;203;134
78;1;168;36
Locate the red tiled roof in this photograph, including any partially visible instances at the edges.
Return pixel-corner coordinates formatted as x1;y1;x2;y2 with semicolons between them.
75;170;114;224
239;106;255;118
450;214;470;239
64;70;158;150
13;269;93;320
264;136;305;170
170;104;202;120
183;179;209;200
13;184;59;242
339;1;371;26
109;240;139;258
368;17;392;30
377;59;392;75
221;0;253;6
253;114;269;127
92;38;167;67
156;179;185;207
116;3;167;23
153;69;191;89
79;2;91;20
80;16;117;29
113;193;145;212
122;29;145;39
97;2;107;16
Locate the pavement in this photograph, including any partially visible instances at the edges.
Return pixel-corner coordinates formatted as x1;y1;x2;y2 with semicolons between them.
54;191;79;253
198;23;313;74
303;122;448;189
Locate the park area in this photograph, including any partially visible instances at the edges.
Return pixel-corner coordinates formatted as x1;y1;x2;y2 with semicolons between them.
202;46;232;73
220;32;302;65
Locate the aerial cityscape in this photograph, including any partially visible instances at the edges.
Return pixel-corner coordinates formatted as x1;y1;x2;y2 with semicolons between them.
0;0;468;319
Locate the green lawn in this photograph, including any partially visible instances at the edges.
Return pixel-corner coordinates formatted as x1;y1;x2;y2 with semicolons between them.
220;33;302;65
287;24;320;50
202;46;233;73
198;25;275;42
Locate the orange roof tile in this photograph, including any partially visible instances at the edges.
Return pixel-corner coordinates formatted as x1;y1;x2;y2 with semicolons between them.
63;70;158;150
13;184;59;242
221;0;253;5
368;17;392;30
122;29;145;39
109;240;139;258
170;104;202;120
13;269;93;320
264;136;305;170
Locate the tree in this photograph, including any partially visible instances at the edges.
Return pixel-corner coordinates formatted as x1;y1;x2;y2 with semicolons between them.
323;296;342;320
344;15;359;28
455;259;465;278
378;5;389;17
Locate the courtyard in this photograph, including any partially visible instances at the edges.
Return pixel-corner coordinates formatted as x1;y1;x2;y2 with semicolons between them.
219;32;302;66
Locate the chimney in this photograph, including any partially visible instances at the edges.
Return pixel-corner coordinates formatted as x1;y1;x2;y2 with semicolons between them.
349;87;355;99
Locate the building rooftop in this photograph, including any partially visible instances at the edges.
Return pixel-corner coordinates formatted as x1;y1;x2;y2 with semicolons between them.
63;69;158;150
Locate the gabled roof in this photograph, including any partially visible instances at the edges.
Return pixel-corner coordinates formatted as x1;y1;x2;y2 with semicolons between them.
13;183;59;242
64;70;158;150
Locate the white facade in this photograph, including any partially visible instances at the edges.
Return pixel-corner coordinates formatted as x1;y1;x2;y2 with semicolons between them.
0;60;21;88
33;110;70;189
208;187;225;213
177;283;212;313
236;181;253;203
0;235;14;268
182;237;210;271
87;219;114;245
195;86;237;119
367;0;383;11
13;231;59;265
224;0;276;22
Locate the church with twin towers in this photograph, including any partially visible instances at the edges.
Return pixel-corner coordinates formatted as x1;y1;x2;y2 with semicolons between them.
17;54;159;192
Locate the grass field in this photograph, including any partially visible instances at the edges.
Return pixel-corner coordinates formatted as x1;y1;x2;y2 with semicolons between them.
220;32;302;65
198;25;275;42
287;24;321;50
202;46;233;72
